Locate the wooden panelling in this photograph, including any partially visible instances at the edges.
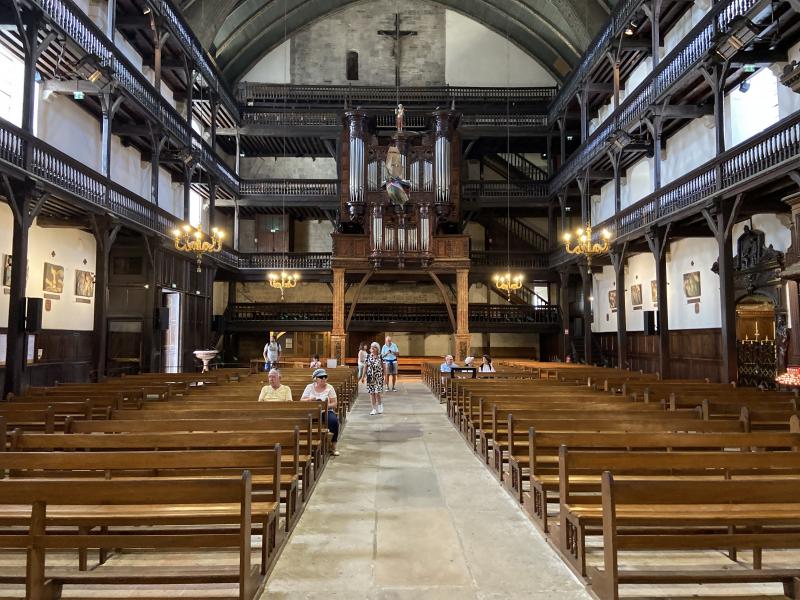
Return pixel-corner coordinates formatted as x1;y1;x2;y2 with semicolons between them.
0;329;94;389
596;328;724;382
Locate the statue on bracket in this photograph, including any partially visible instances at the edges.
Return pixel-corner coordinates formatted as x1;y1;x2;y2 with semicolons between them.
734;225;782;270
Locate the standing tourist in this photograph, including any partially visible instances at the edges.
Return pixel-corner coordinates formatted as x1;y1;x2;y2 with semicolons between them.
300;368;340;456
258;369;293;401
366;342;384;415
478;354;496;373
263;334;281;371
357;342;368;384
381;335;400;392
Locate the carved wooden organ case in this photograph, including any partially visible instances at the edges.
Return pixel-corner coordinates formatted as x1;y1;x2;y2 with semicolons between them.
341;110;460;268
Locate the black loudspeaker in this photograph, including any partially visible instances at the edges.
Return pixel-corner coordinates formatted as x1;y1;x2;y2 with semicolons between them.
26;297;43;333
644;310;657;335
211;315;224;332
156;307;170;331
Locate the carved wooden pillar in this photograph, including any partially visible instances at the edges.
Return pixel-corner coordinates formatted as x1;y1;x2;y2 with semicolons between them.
330;267;346;363
646;225;671;378
91;217;120;381
455;268;470;361
610;245;628;369
703;196;742;384
559;269;571;360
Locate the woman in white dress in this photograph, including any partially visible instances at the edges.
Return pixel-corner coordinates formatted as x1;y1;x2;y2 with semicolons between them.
365;342;384;415
300;368;340;456
478;354;496;373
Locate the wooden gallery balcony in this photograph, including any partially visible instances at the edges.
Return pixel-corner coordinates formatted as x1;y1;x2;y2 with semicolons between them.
224;303;562;333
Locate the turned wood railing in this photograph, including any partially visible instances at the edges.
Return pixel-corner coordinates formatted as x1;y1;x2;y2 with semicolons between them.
469;251;550;270
550;0;768;194
238;179;339;197
462;180;549;199
226;302;561;326
31;0;238;193
237;84;557;107
234;253;333;270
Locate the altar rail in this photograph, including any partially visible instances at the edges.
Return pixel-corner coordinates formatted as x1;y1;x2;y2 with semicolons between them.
550;0;767;193
30;0;237;193
237;84;557;107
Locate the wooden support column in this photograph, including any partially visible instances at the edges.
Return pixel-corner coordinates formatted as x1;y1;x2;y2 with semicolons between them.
702;195;743;384
141;235;159;373
182;164;196;223
330;267;346;364
578;88;589;143
787;279;800;367
100;94;123;181
149;130;166;207
557;115;567;168
646;224;672;378
455;268;471;362
608;149;622;214
644;114;663;192
547;202;557;249
91;217;120;381
643;0;663;67
579;263;593;364
610;245;628;369
3;180;47;397
559;269;571;360
577;174;589;226
208;177;217;230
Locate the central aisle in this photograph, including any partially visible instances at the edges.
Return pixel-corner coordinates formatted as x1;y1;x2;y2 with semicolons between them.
261;380;591;599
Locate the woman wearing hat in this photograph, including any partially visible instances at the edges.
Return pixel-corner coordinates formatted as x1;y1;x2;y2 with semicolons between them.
301;368;340;456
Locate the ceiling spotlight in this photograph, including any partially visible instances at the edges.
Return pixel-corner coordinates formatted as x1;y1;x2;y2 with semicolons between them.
566;135;574;141
87;69;102;82
739;80;751;93
624;23;636;36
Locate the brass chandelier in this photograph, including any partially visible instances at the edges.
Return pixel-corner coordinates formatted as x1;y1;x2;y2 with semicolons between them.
563;223;612;266
268;271;299;300
173;224;223;272
494;272;523;294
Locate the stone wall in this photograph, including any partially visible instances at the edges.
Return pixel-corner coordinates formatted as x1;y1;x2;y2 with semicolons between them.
290;1;445;86
240;157;337;179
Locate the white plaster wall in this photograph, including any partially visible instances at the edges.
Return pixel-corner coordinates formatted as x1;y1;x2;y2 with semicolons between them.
463;222;485;251
623;252;656;332
621;157;652;209
37;94;101;172
661;0;711;58
240;157;337;179
666;237;720;330
592;265;617;333
243;40;291;83
444;11;556;86
661;117;716;185
0;205;96;330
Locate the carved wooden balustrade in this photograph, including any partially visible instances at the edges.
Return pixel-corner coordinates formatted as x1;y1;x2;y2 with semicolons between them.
550;0;770;194
225;302;561;332
26;0;238;193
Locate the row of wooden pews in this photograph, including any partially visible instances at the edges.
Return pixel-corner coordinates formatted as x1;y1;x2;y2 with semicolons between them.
0;366;356;599
427;360;800;600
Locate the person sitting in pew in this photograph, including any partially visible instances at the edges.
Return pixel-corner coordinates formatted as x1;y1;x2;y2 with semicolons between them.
440;355;455;373
309;355;322;369
258;369;293;402
301;368;340;456
478;355;496;373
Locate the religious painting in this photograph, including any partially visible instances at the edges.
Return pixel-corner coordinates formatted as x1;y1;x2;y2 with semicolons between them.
683;271;701;299
608;289;617;311
631;284;643;307
42;262;64;294
651;280;658;304
74;270;95;298
2;254;10;287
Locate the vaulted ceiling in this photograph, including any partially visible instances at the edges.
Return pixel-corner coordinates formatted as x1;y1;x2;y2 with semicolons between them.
178;0;613;85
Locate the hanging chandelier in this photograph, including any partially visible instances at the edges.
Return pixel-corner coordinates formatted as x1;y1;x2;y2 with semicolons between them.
173;224;223;272
494;272;523;294
268;271;299;300
563;223;612;265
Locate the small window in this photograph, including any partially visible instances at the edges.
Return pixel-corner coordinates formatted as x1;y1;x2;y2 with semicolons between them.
346;51;358;81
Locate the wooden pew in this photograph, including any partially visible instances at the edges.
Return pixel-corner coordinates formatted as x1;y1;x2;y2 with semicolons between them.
589;474;800;600
0;474;269;599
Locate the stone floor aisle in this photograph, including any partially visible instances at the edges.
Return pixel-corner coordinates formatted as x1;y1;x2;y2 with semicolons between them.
261;379;592;600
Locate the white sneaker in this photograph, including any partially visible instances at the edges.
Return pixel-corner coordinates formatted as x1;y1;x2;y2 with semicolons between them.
370;409;377;416
378;404;384;414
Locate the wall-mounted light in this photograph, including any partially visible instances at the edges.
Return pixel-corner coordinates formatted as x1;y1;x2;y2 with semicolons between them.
73;91;85;100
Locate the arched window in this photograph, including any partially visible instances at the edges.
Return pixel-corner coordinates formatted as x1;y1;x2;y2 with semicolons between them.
346;51;358;81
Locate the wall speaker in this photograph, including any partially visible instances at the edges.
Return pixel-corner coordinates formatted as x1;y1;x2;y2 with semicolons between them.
156;307;170;331
26;297;43;333
644;310;657;335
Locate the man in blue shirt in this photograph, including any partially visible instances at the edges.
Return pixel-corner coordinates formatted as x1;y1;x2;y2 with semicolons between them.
381;335;400;392
439;355;455;373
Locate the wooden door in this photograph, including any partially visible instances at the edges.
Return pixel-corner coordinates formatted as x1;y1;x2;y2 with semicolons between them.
255;215;290;253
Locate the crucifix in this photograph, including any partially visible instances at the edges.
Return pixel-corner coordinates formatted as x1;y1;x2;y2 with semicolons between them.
377;13;417;88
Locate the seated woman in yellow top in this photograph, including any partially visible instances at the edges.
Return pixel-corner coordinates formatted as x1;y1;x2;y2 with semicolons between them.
258;369;293;401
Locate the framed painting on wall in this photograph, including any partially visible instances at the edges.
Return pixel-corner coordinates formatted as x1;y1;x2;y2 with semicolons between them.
608;289;617;311
2;254;10;287
43;262;64;294
75;270;95;298
651;280;658;304
683;271;701;299
631;283;643;307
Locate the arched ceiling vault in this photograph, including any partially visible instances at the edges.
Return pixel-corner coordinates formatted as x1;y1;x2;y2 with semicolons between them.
179;0;612;85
